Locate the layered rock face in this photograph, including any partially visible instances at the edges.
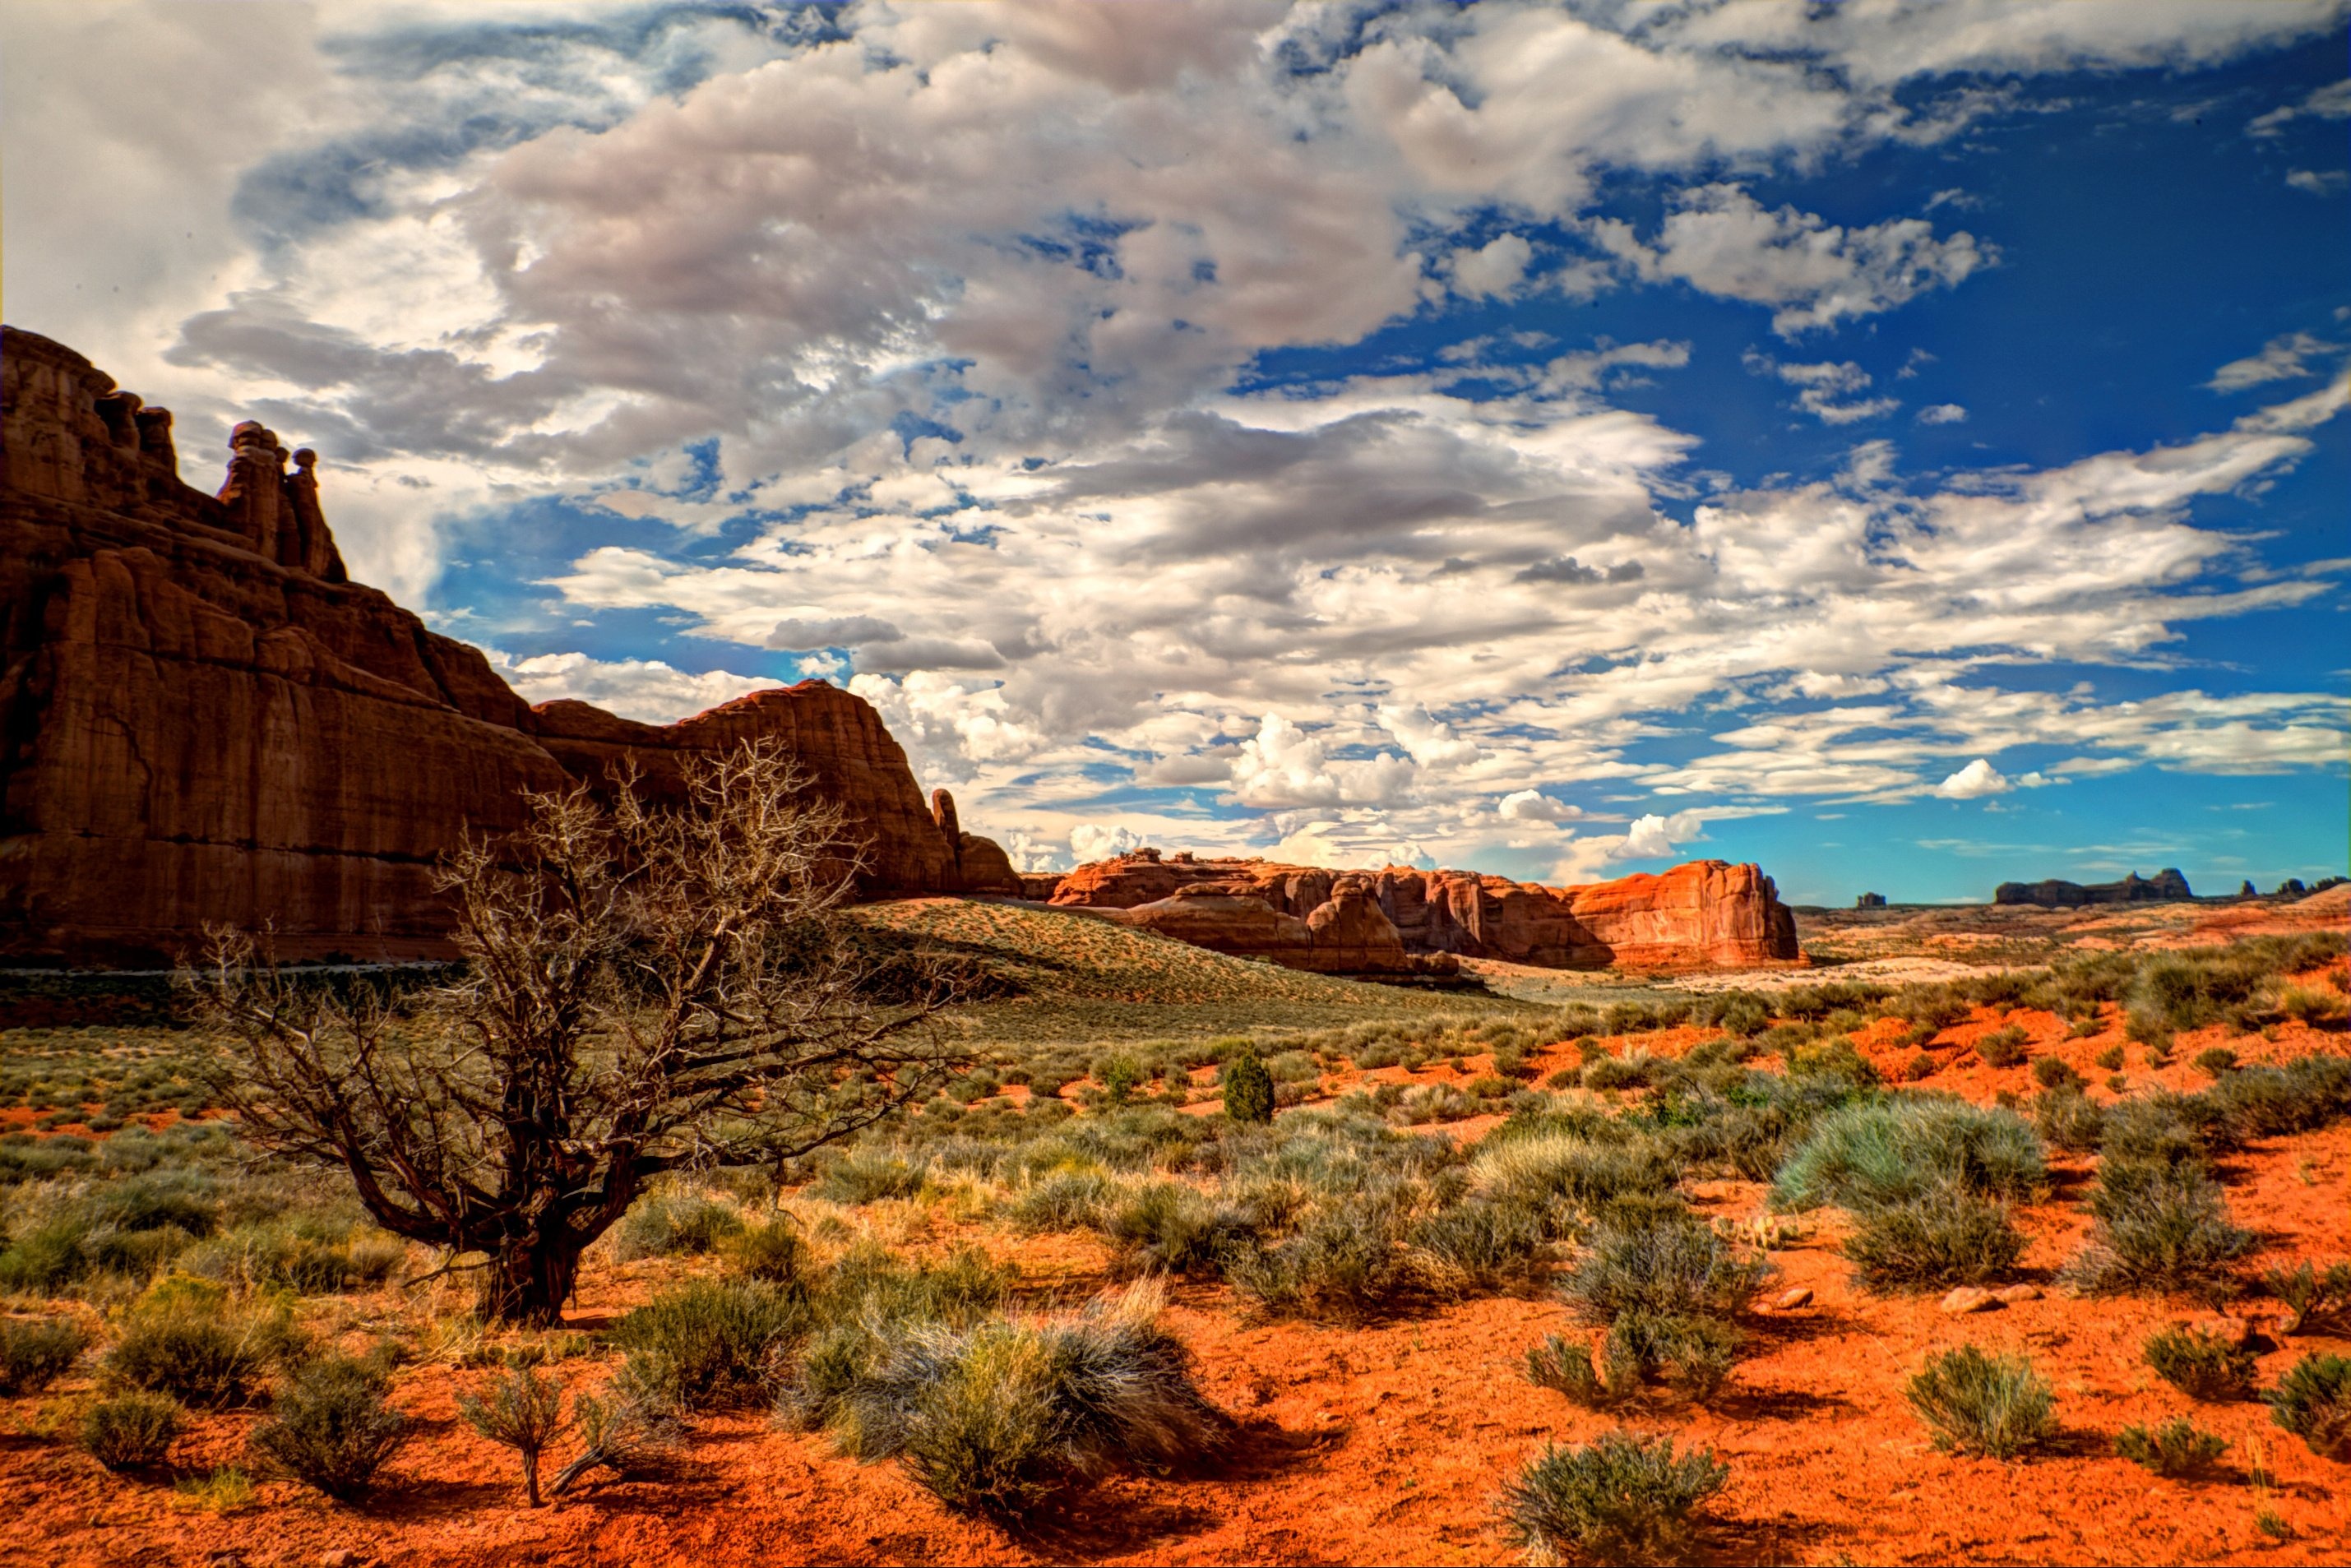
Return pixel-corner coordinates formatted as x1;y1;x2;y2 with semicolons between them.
1044;851;1802;972
1993;868;2193;908
0;327;1014;962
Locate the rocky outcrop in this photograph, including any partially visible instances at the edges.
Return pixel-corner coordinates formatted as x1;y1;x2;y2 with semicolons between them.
1048;851;1802;972
0;326;1015;963
1992;868;2192;908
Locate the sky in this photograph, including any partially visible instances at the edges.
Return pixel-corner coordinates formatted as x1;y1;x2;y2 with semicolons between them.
4;0;2346;904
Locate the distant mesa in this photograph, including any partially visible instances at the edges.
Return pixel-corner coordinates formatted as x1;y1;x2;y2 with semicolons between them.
1031;850;1804;974
1992;867;2192;909
0;326;1020;964
1855;891;1886;909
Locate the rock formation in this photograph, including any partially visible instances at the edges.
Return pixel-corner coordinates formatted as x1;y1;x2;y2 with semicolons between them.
0;326;1016;963
1045;850;1802;972
1992;868;2192;909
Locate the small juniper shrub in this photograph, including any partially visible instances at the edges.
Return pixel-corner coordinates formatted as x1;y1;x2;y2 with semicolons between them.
81;1391;183;1472
2266;1352;2351;1460
2144;1325;2260;1401
1905;1344;2057;1459
0;1316;86;1395
2115;1416;2228;1478
1844;1184;2028;1292
1500;1432;1729;1564
1221;1051;1275;1125
249;1353;411;1501
1975;1026;2029;1068
2264;1260;2351;1334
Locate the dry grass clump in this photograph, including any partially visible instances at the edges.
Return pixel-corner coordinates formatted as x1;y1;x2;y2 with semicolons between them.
1771;1096;2045;1214
1500;1432;1729;1563
2067;1159;2252;1297
1906;1344;2056;1459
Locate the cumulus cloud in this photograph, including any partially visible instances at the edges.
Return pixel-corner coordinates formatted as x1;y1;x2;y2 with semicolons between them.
1916;402;1969;425
1498;789;1583;823
1935;757;2012;798
1448;234;1535;299
1745;352;1901;423
482;650;779;724
1602;186;1992;335
1070;822;1145;864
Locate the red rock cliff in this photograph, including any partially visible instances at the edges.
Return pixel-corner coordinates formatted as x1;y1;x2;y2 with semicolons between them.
0;327;1015;963
1047;851;1802;972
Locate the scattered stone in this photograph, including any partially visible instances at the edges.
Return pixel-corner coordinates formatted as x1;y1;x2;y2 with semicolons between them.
1995;1284;2043;1304
1774;1287;1814;1311
1940;1286;2002;1315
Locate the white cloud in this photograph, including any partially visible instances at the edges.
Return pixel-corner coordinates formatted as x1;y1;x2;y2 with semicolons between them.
1747;352;1901;423
1069;823;1145;864
1916;402;1969;424
1622;812;1681;857
1498;789;1583;824
1935;757;2012;799
1607;185;1992;335
2211;331;2340;391
482;650;778;724
2286;169;2349;197
2249;77;2351;136
1448;234;1534;300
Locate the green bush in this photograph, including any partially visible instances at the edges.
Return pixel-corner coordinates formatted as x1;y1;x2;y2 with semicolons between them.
2267;1352;2351;1460
1606;1310;1741;1404
1221;1051;1275;1125
177;1217;405;1294
611;1279;806;1411
2115;1416;2226;1478
1906;1345;2056;1459
2264;1259;2351;1334
1772;1096;2044;1213
1561;1209;1768;1325
1409;1200;1548;1294
1976;1027;2029;1068
2033;1087;2105;1154
104;1279;294;1408
817;1154;926;1205
831;1284;1224;1519
1525;1331;1637;1409
249;1354;410;1501
2144;1325;2258;1401
1100;1181;1245;1275
1224;1201;1414;1322
725;1219;808;1285
2031;1057;2083;1092
1500;1432;1729;1563
1007;1170;1116;1233
0;1316;86;1395
2192;1046;2239;1079
457;1365;568;1506
2068;1163;2253;1295
613;1195;745;1261
1844;1186;2027;1292
81;1390;183;1471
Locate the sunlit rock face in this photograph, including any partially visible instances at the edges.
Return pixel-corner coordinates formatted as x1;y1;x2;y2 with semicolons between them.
0;327;1010;963
1039;849;1803;973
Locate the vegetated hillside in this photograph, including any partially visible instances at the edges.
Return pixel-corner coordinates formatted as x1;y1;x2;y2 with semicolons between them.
2;930;2348;1566
849;897;1502;1045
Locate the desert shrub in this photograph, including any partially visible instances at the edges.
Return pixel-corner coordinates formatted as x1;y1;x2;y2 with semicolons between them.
1501;1432;1729;1563
1772;1096;2044;1213
1525;1330;1638;1409
1906;1345;2056;1459
457;1365;567;1506
1409;1199;1548;1293
0;1316;86;1395
611;1279;805;1411
177;1216;405;1294
817;1154;926;1205
1844;1186;2027;1292
81;1390;183;1471
2144;1325;2258;1401
1007;1169;1116;1233
2094;1043;2126;1071
1562;1207;1767;1326
2267;1352;2351;1460
831;1284;1224;1519
1975;1027;2029;1068
2069;1163;2253;1296
1473;1131;1673;1216
2264;1260;2351;1334
2115;1416;2227;1478
1604;1311;1741;1403
249;1354;410;1501
613;1194;745;1261
2031;1057;2083;1092
725;1219;808;1284
1220;1051;1275;1124
1100;1181;1246;1275
2126;1010;2174;1055
1224;1201;1414;1322
2206;1054;2351;1140
2034;1086;2105;1153
2192;1047;2239;1079
104;1279;295;1408
2278;985;2347;1026
1391;1083;1478;1124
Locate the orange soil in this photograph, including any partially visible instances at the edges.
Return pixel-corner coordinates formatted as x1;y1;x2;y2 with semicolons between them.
10;1004;2351;1564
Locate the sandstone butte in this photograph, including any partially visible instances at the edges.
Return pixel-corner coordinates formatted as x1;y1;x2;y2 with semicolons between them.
1031;849;1804;973
0;326;1020;964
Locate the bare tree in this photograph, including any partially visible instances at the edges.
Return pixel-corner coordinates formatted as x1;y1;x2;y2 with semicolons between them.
195;742;965;1325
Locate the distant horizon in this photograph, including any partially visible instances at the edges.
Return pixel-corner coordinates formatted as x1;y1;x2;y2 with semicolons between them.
7;2;2345;909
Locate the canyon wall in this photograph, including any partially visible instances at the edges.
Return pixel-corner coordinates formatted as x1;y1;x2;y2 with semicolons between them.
0;327;1016;964
1041;851;1803;973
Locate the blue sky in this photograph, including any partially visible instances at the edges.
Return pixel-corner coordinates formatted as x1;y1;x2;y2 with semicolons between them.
7;1;2346;902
